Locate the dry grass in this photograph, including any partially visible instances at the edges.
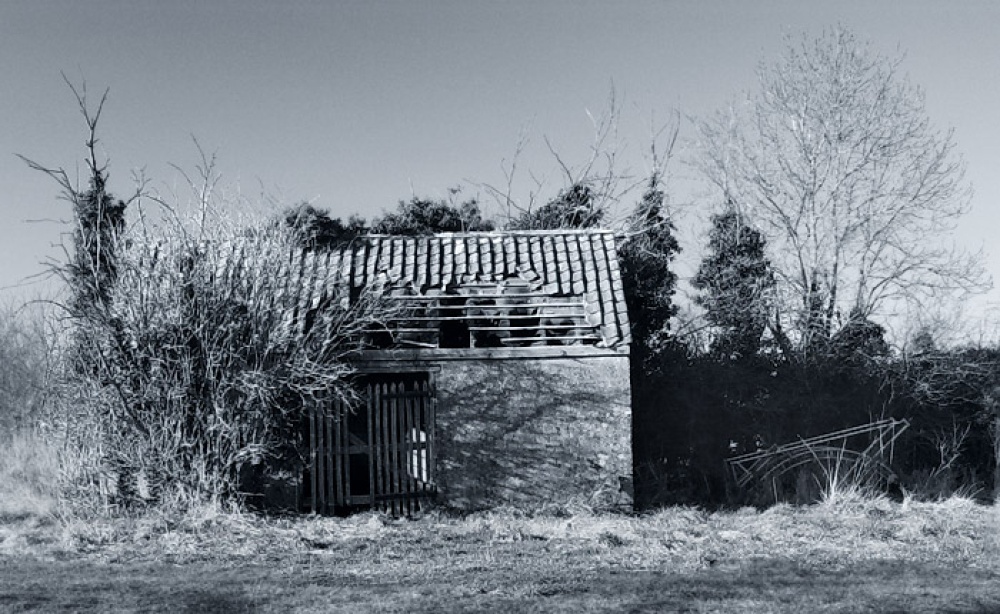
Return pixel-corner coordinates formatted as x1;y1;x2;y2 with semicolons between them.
1;493;998;612
2;431;998;611
0;430;59;523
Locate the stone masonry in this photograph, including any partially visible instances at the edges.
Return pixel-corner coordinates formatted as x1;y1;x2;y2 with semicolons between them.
431;354;632;511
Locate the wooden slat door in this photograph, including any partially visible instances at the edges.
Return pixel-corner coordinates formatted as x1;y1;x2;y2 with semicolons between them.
309;372;435;515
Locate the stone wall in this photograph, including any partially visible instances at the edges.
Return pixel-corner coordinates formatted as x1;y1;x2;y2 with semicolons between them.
431;355;632;511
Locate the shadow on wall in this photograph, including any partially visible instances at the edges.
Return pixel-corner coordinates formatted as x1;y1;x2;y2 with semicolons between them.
434;356;632;511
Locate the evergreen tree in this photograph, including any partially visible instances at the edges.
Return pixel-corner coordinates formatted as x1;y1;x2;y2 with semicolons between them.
618;181;683;508
69;172;127;314
692;207;775;359
372;195;494;235
618;183;680;360
829;309;891;367
282;203;367;248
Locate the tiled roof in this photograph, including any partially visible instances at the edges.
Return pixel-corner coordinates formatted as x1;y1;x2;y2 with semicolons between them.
157;229;630;351
294;229;631;349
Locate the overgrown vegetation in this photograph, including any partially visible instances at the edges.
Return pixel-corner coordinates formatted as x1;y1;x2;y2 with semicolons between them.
280;190;494;248
14;82;392;513
58;224;386;508
640;26;998;508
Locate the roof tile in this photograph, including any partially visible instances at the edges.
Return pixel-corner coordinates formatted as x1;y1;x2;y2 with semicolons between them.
429;237;441;287
554;235;570;295
282;230;631;348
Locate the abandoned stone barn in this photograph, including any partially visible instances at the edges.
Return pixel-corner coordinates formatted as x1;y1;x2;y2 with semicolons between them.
293;229;633;515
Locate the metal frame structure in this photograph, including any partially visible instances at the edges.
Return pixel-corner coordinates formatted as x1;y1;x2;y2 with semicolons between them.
726;418;910;489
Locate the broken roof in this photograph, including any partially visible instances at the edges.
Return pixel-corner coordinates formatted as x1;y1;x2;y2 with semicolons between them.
290;229;632;350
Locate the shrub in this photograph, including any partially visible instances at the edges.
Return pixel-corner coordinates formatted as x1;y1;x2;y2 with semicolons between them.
64;221;386;510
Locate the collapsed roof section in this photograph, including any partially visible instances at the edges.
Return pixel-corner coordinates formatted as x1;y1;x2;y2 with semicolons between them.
295;229;632;351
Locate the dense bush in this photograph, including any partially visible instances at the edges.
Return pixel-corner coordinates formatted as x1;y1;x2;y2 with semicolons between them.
632;342;1000;508
61;223;386;508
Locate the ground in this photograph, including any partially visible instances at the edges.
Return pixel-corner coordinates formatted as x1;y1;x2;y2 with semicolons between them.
1;495;998;613
2;557;997;613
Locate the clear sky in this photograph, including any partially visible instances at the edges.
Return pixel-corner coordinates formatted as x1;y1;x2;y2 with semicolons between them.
2;1;999;326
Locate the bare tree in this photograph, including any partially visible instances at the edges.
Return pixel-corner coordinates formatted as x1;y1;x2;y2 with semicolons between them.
18;75;146;316
693;27;988;354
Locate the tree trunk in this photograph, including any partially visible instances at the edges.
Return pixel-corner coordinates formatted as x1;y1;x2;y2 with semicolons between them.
993;410;1000;503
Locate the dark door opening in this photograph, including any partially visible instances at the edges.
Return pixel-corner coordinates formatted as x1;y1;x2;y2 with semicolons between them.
306;371;436;515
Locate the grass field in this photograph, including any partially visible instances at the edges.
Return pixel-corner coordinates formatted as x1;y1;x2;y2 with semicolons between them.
2;493;999;613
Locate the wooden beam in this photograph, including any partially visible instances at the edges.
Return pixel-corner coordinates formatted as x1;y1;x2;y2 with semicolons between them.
368;382;378;510
387;293;583;302
309;408;318;514
498;335;601;344
385;313;587;322
354;346;629;361
467;324;598;332
333;401;344;509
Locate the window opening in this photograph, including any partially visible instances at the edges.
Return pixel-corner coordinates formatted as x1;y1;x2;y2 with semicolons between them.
438;296;470;348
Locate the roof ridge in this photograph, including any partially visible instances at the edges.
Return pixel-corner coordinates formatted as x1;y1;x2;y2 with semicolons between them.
363;228;619;238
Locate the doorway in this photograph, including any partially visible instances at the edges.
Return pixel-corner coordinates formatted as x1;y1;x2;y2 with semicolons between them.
307;371;436;515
